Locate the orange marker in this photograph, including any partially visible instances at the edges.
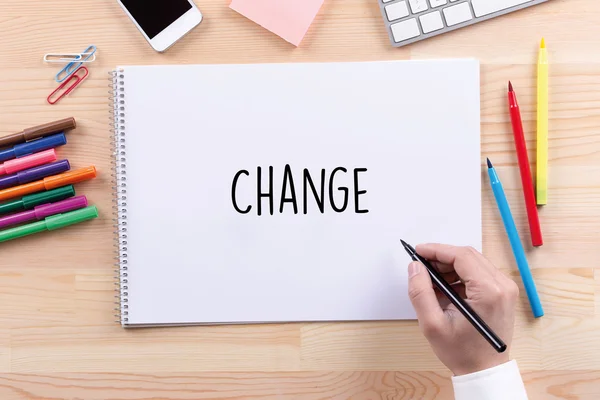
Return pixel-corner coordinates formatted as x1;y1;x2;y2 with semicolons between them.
0;166;96;202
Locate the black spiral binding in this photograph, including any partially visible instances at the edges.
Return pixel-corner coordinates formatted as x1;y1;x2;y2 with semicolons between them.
109;69;129;326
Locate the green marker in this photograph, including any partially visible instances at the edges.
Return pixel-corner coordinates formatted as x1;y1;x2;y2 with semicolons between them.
0;185;75;216
0;205;98;243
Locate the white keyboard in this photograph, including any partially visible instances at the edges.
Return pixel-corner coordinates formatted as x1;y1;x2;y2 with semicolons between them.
378;0;549;47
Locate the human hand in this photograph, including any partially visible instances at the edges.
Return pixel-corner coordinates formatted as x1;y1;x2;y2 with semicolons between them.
407;243;519;376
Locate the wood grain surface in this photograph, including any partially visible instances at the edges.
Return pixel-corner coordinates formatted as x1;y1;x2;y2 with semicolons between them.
0;0;599;398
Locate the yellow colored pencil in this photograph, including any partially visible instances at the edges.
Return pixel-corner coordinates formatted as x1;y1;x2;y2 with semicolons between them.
537;38;549;205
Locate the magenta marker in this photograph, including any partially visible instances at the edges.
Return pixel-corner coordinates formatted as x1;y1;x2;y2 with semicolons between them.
0;195;88;229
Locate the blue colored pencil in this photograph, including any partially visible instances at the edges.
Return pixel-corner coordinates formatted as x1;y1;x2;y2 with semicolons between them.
487;158;544;318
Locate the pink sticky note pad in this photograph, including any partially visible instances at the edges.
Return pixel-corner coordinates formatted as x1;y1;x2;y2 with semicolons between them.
230;0;325;46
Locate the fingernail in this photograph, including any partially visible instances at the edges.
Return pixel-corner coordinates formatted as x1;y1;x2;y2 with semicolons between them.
409;262;421;278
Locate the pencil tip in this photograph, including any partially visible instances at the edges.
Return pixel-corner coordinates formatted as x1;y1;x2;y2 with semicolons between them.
487;158;493;168
508;81;513;92
541;38;546;48
400;239;407;247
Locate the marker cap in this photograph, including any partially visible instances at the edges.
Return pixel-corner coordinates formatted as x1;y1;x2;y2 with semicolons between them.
46;205;98;231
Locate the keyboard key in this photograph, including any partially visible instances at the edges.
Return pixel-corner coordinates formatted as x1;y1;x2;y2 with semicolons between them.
429;0;447;7
420;11;444;33
391;18;420;42
408;0;428;13
471;0;533;17
443;3;474;26
385;1;409;22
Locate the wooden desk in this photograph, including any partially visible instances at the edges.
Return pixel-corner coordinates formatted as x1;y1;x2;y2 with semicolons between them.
0;0;598;398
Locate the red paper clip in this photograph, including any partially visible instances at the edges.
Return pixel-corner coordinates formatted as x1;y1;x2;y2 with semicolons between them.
47;66;89;105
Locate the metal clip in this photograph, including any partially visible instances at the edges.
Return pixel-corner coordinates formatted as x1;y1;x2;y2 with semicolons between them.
55;45;97;83
44;52;96;63
48;66;89;105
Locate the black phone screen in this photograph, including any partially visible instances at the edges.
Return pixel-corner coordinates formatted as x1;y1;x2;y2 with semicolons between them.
121;0;193;39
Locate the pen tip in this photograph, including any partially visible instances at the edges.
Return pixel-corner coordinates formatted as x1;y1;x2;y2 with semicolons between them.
487;158;493;169
400;239;416;254
541;37;546;48
508;81;513;92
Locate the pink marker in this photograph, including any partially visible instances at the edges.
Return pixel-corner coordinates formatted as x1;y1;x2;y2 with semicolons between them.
0;195;87;230
0;149;57;176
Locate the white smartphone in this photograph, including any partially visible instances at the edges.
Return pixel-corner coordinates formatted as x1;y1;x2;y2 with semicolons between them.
117;0;203;52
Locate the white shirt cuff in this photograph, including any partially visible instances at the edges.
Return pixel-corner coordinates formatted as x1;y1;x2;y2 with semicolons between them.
452;360;528;400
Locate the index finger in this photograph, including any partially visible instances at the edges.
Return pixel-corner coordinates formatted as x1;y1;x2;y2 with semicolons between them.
415;243;497;283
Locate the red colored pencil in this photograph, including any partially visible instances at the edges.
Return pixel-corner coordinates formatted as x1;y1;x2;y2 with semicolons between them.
508;82;543;247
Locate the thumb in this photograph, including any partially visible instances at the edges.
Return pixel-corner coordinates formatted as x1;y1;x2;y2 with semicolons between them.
408;261;446;334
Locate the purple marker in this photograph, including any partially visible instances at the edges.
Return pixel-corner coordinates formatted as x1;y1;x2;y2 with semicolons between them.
0;160;70;190
0;195;88;230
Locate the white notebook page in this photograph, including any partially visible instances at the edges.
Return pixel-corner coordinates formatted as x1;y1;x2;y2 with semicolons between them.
120;60;481;326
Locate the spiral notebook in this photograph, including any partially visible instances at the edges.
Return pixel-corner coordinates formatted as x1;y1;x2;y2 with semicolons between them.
111;60;482;327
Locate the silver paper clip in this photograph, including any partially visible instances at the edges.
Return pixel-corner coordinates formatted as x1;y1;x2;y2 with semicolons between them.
44;52;96;63
55;45;97;83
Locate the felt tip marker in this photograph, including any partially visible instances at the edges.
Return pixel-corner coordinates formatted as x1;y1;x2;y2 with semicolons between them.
0;185;76;216
0;149;57;176
487;158;543;318
0;166;96;202
0;205;98;243
0;133;67;163
537;38;549;205
0;160;70;190
0;195;88;230
0;117;75;149
508;82;543;247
